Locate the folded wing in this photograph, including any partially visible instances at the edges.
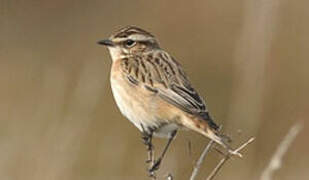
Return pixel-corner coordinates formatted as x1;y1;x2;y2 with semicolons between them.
121;51;219;130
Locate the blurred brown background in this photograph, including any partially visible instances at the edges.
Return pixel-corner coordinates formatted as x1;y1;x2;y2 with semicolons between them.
0;0;308;180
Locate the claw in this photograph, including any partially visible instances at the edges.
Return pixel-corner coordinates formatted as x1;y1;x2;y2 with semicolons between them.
149;158;162;173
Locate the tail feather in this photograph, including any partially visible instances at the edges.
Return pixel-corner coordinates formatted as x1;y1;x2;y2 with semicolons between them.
183;115;243;157
183;115;232;150
199;113;232;148
199;112;219;130
203;127;232;150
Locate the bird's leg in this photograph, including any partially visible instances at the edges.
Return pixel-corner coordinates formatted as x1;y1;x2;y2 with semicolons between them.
149;130;177;173
141;124;154;165
141;124;157;178
144;133;154;164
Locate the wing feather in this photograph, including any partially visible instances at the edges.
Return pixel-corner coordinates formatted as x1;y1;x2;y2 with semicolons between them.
120;51;218;130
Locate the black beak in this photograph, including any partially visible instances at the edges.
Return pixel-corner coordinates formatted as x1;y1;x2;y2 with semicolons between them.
97;39;115;47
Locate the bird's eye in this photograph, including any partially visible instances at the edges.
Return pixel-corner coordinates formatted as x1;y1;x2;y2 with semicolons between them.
125;39;136;47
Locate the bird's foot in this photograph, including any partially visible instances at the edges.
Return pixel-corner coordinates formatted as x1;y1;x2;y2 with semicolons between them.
148;158;162;173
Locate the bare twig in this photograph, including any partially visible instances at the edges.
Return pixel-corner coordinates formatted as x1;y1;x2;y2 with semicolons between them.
260;122;303;180
190;140;215;180
190;122;255;180
233;137;255;154
206;156;229;180
166;173;173;180
190;126;224;180
206;137;255;180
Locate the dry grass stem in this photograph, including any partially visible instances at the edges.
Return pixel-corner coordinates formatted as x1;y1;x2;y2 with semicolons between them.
260;122;303;180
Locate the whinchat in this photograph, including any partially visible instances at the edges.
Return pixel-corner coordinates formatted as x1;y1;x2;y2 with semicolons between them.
98;26;233;174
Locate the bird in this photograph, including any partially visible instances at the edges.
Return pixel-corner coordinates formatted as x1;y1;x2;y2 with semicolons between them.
98;26;233;174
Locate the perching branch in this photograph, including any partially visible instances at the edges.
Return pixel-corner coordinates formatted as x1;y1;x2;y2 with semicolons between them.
189;124;254;180
190;140;215;180
190;126;222;180
150;129;255;180
260;122;303;180
206;137;255;180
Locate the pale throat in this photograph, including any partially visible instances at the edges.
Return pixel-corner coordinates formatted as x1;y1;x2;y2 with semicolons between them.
108;47;128;61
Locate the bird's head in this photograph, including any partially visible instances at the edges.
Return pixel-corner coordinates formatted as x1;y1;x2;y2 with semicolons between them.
98;26;160;61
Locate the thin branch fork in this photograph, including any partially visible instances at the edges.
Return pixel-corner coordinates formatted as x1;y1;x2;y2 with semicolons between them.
206;137;255;180
190;136;255;180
